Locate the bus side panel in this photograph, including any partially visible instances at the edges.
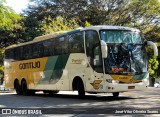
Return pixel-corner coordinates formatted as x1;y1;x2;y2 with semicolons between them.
35;55;70;91
4;58;48;89
67;53;87;91
66;53;105;92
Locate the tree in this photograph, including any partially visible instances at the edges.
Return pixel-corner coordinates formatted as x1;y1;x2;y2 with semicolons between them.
0;48;4;74
0;0;24;77
21;17;44;42
142;25;160;42
148;57;159;77
41;16;80;34
0;0;23;48
24;0;160;27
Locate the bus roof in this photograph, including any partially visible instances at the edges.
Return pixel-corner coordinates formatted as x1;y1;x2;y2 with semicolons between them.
5;25;140;50
81;25;140;32
33;31;68;41
5;31;70;49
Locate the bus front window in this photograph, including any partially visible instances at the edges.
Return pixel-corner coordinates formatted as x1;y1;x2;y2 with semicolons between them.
100;30;148;74
100;30;142;44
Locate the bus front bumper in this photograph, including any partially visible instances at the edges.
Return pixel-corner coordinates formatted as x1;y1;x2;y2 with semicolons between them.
106;82;147;92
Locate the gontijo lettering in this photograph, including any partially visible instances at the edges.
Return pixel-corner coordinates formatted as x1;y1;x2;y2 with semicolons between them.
19;61;40;70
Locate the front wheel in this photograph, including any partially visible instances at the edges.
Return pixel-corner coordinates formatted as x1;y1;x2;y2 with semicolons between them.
112;92;119;97
77;79;85;99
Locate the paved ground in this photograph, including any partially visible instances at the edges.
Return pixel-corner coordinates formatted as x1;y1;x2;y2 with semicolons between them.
0;87;160;117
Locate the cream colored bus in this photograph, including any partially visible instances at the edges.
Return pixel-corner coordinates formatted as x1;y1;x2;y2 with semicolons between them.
4;26;158;98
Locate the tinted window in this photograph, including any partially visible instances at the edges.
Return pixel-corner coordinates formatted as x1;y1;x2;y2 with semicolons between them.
32;43;40;58
55;38;62;55
85;30;99;57
5;31;85;61
61;36;69;54
85;30;103;73
5;49;14;60
68;32;84;53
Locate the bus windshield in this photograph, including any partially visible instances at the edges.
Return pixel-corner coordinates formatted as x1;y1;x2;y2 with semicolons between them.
100;30;148;75
100;30;142;44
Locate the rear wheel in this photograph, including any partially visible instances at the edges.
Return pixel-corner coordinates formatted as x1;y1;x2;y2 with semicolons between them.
21;80;28;95
112;92;119;97
14;80;22;95
77;79;85;98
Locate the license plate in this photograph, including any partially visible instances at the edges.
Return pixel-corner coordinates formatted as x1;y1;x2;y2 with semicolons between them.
128;86;135;89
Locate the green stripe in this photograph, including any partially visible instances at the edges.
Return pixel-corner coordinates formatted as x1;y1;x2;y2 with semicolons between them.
39;54;69;84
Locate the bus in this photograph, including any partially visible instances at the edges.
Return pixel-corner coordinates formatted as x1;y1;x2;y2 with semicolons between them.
4;25;158;98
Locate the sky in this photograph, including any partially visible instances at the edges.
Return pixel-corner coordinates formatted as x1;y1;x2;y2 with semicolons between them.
6;0;29;14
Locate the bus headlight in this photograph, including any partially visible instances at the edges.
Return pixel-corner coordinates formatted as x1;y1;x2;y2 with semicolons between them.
106;79;112;83
143;78;148;82
112;80;119;84
143;78;149;85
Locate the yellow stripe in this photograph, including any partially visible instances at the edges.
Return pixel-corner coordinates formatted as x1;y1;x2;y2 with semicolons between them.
111;75;141;83
5;57;48;88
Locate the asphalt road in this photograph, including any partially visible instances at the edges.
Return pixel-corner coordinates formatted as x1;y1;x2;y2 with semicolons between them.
0;87;160;117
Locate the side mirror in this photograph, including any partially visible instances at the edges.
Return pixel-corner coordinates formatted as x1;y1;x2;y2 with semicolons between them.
147;41;158;56
101;40;108;58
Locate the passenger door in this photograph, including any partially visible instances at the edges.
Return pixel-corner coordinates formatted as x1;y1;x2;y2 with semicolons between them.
85;30;104;92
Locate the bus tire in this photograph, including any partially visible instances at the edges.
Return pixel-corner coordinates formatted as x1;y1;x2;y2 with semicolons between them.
77;79;85;99
14;80;22;95
52;90;59;94
112;92;119;97
21;80;28;95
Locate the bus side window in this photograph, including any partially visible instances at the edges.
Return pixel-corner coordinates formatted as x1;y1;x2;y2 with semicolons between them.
85;30;103;73
33;43;40;58
5;49;14;60
68;32;84;53
93;45;103;73
39;42;44;57
14;47;21;60
43;39;53;56
55;38;62;55
23;46;28;60
61;36;68;54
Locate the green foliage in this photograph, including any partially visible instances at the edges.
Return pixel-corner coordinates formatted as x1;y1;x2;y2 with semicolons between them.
21;17;44;42
23;0;160;42
142;25;160;42
0;48;4;73
0;65;4;74
0;0;159;47
24;0;160;26
85;21;91;27
0;0;24;75
0;0;20;30
41;16;80;34
0;0;23;47
127;0;160;27
148;57;159;77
